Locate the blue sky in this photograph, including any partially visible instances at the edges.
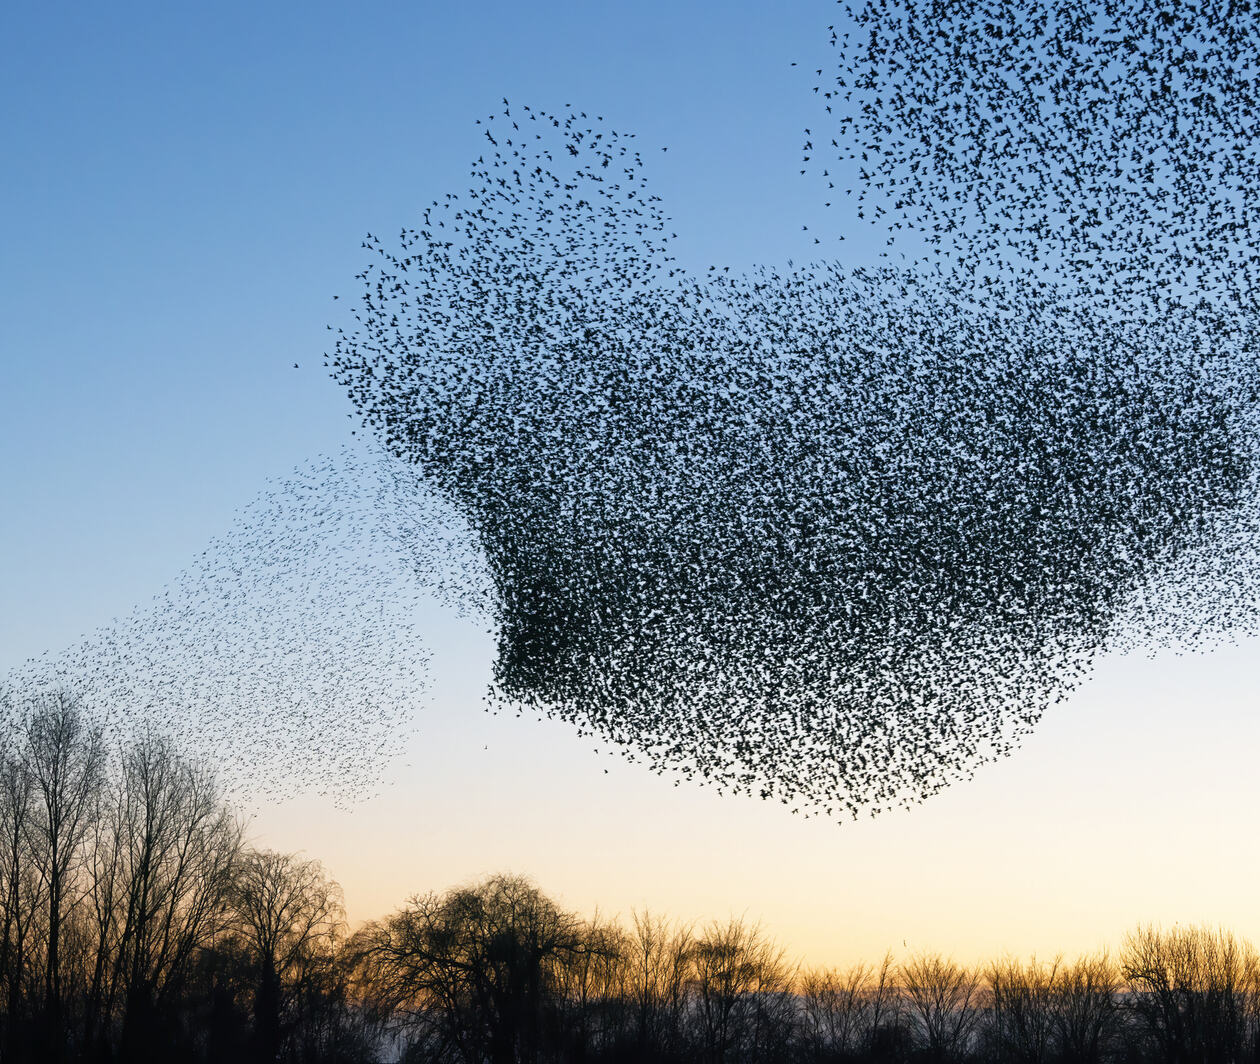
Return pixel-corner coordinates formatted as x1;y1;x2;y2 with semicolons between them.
5;1;1260;960
1;0;863;659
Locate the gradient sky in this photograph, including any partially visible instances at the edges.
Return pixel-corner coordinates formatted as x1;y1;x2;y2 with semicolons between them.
3;0;1258;971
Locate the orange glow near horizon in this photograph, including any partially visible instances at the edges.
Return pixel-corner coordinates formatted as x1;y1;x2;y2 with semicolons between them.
247;612;1260;974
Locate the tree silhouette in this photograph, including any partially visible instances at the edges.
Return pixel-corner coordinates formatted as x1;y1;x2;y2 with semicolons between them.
18;691;104;1062
1121;924;1260;1064
229;850;344;1064
900;952;981;1063
688;917;794;1064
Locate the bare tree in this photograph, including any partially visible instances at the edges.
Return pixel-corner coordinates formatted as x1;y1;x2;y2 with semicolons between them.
1051;951;1119;1064
0;691;345;1063
900;952;981;1063
19;690;104;1061
352;873;588;1064
986;955;1060;1064
0;749;41;1061
864;950;907;1060
687;916;795;1064
106;735;243;1057
799;961;876;1061
230;849;344;1064
1121;923;1260;1064
550;910;626;1059
81;767;126;1057
621;910;694;1059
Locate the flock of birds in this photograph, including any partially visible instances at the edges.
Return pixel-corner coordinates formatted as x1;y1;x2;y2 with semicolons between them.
7;2;1260;817
1;451;487;806
810;0;1260;307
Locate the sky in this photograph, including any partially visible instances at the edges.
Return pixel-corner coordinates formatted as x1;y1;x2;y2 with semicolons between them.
3;0;1259;970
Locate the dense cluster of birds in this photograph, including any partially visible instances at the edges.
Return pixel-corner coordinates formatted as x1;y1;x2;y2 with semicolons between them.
9;4;1260;818
1;449;483;806
329;78;1260;816
810;0;1260;306
803;0;1260;655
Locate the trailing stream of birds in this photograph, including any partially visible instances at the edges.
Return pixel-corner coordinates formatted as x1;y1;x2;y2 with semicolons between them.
6;1;1260;818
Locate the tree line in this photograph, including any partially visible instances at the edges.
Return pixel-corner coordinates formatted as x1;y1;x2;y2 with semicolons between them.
3;690;1260;1064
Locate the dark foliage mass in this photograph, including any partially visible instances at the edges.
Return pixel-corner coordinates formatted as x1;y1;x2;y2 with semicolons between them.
4;696;1259;1063
330;44;1260;815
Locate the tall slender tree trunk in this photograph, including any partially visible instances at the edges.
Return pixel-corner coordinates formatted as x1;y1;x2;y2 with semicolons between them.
254;964;281;1064
44;854;61;1064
